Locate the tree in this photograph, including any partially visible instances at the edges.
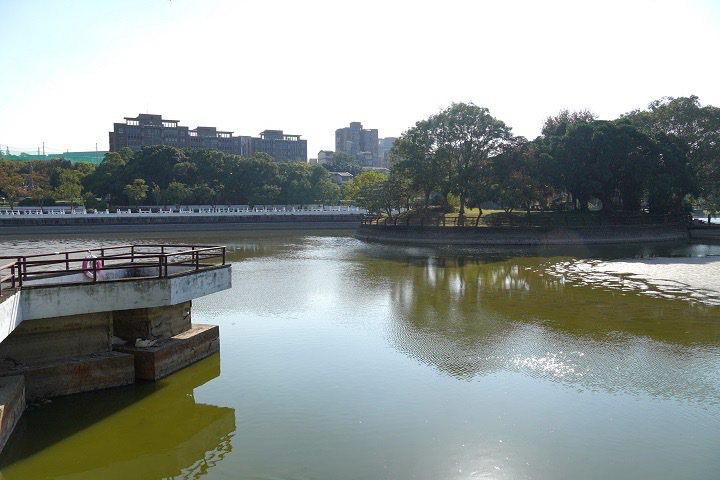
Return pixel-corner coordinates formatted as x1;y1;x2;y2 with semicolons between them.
223;154;280;205
277;163;314;205
541;109;596;137
0;163;26;209
489;139;545;215
127;145;188;189
315;177;341;205
323;151;362;176
309;165;341;204
53;169;83;206
189;183;217;204
343;170;387;204
162;181;191;205
543;120;695;213
124;178;149;205
391;119;445;209
84;151;129;202
623;96;720;206
434;103;515;223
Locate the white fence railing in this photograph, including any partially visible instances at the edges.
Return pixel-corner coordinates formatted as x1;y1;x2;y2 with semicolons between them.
0;205;366;216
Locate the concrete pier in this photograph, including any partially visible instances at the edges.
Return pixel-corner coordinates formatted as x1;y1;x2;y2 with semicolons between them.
0;244;232;453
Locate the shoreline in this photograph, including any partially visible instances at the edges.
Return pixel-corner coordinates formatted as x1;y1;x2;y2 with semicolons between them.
0;214;363;235
355;223;696;246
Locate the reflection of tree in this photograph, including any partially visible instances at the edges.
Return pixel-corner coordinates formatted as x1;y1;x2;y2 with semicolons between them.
0;354;235;479
357;252;720;402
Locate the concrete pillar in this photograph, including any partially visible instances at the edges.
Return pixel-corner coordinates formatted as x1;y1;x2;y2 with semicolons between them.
0;375;24;453
0;312;134;401
112;301;219;381
113;301;192;341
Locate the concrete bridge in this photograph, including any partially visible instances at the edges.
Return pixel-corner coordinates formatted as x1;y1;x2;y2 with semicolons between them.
0;245;231;452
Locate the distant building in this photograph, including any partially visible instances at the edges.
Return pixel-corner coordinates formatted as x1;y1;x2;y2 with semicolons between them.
328;171;354;185
252;130;307;163
109;114;307;162
109;114;248;156
378;137;396;168
317;150;334;165
335;122;379;167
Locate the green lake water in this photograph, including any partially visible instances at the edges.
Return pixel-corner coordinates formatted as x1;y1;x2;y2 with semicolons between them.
0;231;719;479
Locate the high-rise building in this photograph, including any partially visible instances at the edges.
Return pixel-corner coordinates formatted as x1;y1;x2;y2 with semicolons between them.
109;114;307;162
335;122;379;167
378;137;397;168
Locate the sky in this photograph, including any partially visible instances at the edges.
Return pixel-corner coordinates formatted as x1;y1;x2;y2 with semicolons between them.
1;0;719;158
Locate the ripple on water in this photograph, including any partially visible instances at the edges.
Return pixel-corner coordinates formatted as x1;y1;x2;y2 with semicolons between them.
544;257;720;306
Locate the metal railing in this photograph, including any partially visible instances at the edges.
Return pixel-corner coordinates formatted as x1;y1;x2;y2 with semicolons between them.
0;244;227;294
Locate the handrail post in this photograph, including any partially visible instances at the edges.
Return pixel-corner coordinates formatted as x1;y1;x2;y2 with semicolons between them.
93;259;97;282
222;247;226;265
65;252;69;271
194;247;199;270
131;245;135;263
158;255;163;278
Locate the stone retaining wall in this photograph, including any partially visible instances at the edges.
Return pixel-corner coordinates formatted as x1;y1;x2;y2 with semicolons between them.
355;223;690;246
0;214;362;235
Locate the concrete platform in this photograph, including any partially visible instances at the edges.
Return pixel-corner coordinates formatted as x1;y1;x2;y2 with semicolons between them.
0;375;24;453
0;352;135;401
115;324;219;381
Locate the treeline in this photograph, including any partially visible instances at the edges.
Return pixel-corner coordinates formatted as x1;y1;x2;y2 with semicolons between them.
2;96;717;215
0;148;344;209
354;96;720;219
0;158;95;207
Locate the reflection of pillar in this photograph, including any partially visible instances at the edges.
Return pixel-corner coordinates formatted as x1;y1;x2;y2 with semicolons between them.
113;301;220;380
0;354;236;479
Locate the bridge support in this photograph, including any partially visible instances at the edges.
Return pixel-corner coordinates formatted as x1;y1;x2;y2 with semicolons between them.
0;245;232;454
113;301;220;381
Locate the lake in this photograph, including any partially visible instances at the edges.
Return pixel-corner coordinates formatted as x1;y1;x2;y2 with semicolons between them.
0;231;719;479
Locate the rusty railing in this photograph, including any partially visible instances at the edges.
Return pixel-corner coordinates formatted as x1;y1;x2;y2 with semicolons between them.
0;244;227;292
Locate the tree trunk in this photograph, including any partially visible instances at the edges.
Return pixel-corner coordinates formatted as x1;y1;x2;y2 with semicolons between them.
458;193;465;226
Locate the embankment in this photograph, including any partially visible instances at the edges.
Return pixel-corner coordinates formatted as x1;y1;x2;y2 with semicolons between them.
689;225;720;241
0;214;363;235
355;222;690;246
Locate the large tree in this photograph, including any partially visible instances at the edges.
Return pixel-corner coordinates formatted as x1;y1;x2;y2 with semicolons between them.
391;118;445;209
544;119;695;213
434;103;514;223
623;96;720;204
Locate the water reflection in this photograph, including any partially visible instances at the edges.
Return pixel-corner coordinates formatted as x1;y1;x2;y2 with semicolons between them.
0;354;235;480
358;250;720;404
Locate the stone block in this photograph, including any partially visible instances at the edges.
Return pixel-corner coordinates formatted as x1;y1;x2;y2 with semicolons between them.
113;301;191;341
0;375;24;454
0;352;135;401
115;324;219;381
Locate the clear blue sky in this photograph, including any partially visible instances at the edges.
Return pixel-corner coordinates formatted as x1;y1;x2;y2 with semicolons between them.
1;0;719;157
